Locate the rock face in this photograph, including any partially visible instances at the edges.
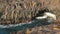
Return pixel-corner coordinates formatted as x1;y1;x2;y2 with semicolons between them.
0;0;60;24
